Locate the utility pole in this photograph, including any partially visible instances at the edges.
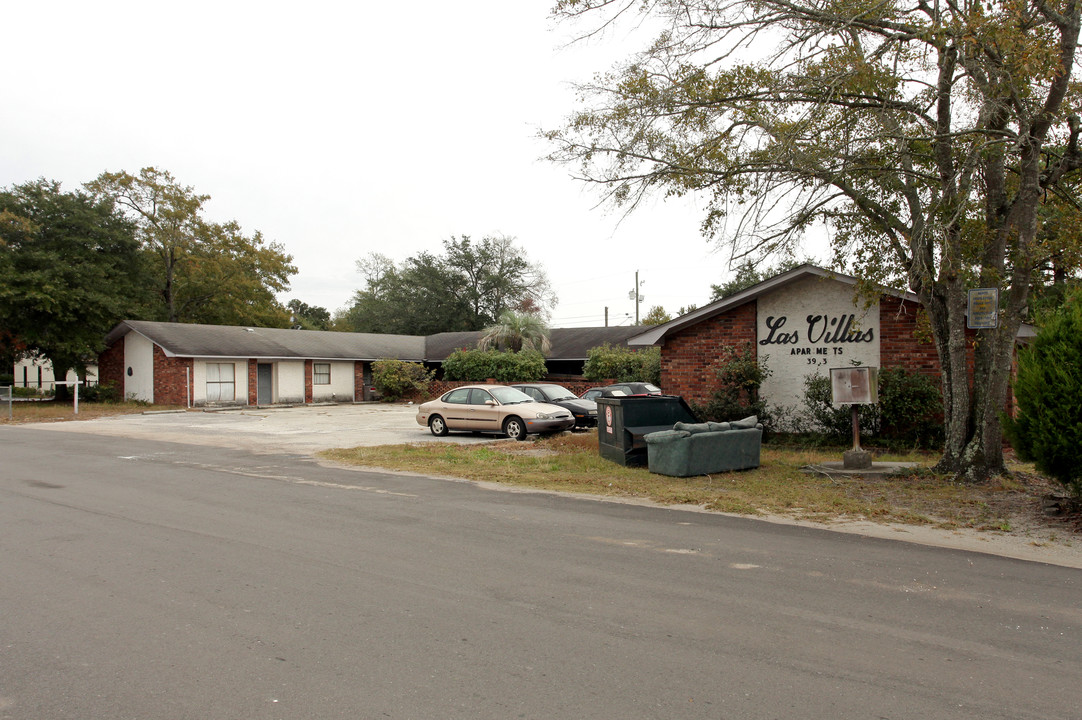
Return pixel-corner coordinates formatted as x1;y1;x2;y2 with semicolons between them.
604;306;609;327
628;271;644;324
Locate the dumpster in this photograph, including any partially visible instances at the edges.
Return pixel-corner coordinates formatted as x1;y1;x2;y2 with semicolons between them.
597;395;698;466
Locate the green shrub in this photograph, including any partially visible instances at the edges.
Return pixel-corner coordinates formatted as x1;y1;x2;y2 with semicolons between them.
876;368;943;448
80;383;120;403
12;386;52;398
1004;298;1082;498
441;348;546;383
583;344;661;384
800;367;942;449
802;373;880;439
692;343;772;425
372;359;434;401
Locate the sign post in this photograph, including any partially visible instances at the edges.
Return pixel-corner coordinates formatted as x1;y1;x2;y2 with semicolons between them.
53;380;81;415
830;367;879;469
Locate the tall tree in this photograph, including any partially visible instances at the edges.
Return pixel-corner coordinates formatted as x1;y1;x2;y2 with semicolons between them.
548;0;1082;481
445;234;556;326
341;237;555;334
287;299;332;330
710;259;810;301
0;180;145;383
86;167;295;326
342;251;473;335
641;305;672;325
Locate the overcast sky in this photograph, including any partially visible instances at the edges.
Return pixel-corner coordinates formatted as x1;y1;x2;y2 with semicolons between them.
1;1;824;328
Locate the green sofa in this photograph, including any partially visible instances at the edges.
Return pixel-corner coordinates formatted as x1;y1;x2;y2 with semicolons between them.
644;416;763;477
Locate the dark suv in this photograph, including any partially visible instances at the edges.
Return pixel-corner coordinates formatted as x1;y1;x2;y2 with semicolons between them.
511;383;599;428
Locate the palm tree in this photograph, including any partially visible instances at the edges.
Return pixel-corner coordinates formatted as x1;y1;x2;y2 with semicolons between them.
477;311;551;354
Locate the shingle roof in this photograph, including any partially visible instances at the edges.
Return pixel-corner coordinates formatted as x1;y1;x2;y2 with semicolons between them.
107;320;426;361
626;263;1036;346
627;265;875;346
423;326;649;361
105;321;651;362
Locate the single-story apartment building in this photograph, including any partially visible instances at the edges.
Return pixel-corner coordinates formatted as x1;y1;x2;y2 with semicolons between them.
96;320;647;406
31;264;1029;410
627;264;1035;411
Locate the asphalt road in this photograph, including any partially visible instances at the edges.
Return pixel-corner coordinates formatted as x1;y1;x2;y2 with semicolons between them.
1;426;1080;720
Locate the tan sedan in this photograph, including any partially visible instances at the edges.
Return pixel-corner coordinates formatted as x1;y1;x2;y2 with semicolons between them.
416;384;576;440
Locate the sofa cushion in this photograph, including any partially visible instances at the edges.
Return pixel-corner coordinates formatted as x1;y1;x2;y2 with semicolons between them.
707;421;731;432
673;422;712;434
644;429;691;444
730;415;759;429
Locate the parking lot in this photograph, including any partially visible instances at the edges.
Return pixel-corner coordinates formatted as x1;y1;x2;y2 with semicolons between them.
29;403;496;455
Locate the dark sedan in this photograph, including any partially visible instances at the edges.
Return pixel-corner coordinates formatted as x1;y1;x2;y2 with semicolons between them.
583;382;663;400
512;383;599;428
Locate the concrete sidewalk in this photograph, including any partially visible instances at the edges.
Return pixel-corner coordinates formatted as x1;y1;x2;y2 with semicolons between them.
29;403;494;455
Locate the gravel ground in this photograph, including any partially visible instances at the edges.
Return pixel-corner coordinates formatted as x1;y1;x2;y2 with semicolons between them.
28;403;481;455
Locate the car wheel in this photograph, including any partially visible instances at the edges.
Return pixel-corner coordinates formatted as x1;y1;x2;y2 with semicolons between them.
429;415;449;436
503;416;528;441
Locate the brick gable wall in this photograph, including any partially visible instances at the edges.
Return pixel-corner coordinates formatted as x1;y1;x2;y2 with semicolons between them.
98;337;125;394
659;303;758;407
878;296;941;377
153;346;193;406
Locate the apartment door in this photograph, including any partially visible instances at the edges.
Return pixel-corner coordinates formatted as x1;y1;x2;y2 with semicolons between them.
256;363;273;405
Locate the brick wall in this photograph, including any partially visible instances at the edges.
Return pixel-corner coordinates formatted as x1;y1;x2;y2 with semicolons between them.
659;303;758;407
878;296;941;377
98;337;124;394
153;346;193;406
408;377;613;403
304;360;313;403
247;359;258;405
651;292;993;411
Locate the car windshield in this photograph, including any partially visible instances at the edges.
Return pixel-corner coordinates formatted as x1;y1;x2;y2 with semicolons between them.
489;386;534;404
539;385;576;401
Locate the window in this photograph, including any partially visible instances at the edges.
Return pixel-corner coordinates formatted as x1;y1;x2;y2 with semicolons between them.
468;389;494;405
313;363;331;385
443;388;470;404
206;363;235;403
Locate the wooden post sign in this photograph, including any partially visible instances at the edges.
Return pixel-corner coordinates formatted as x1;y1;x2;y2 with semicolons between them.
830;367;878;470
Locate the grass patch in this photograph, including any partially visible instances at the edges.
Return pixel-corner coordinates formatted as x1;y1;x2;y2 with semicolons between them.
320;431;1053;531
0;401;186;424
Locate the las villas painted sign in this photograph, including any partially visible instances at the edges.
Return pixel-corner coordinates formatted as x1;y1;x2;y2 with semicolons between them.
756;275;880;409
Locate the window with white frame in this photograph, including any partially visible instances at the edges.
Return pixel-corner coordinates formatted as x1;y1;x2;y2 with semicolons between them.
313;362;331;385
206;363;235;402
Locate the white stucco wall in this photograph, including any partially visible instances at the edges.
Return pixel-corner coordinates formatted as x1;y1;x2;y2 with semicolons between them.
311;361;354;402
276;361;305;404
12;359;97;388
757;276;880;412
192;359;248;406
123;333;155;403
